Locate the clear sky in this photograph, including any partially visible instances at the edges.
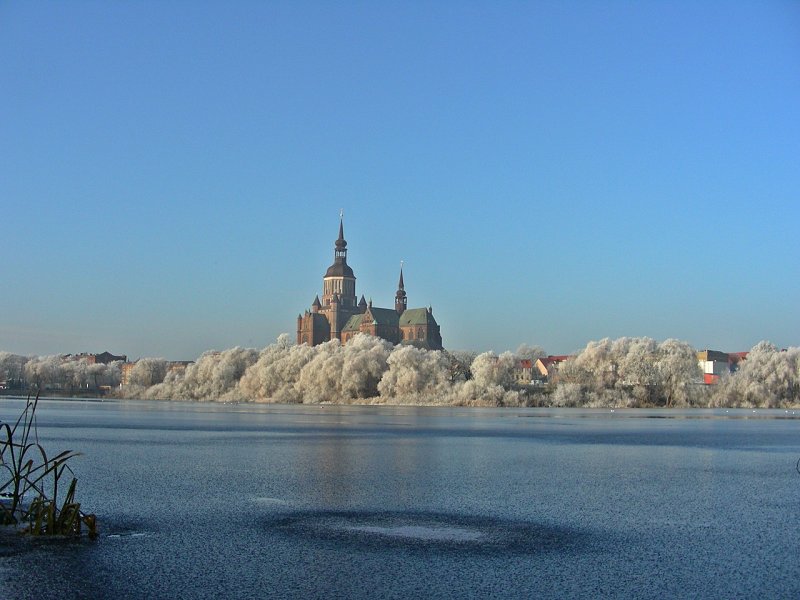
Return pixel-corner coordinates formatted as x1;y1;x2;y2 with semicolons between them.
1;1;798;360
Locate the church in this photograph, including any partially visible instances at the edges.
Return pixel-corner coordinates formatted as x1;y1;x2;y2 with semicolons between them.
296;218;443;350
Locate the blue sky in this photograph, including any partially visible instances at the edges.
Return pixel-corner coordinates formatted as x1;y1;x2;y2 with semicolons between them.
1;1;798;360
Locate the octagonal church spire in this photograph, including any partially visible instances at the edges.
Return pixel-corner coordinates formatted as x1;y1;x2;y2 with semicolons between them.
322;211;356;309
395;261;407;315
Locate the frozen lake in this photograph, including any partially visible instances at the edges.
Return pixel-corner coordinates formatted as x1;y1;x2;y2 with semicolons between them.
2;399;799;599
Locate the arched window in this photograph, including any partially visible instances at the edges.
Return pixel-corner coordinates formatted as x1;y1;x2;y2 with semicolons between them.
417;328;423;339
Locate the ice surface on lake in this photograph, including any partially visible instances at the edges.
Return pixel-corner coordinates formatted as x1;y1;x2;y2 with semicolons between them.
1;400;799;599
345;524;483;541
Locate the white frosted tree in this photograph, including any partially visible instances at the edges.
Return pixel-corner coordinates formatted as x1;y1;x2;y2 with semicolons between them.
295;339;345;403
453;351;521;407
62;359;90;392
515;344;546;362
618;337;659;405
0;352;28;386
128;358;168;388
24;355;65;390
340;334;393;400
656;339;702;407
444;350;476;383
236;336;314;403
378;345;453;403
712;342;799;408
157;347;259;401
556;337;701;407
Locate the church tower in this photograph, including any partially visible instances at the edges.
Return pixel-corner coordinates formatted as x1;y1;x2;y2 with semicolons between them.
321;216;357;310
395;263;407;315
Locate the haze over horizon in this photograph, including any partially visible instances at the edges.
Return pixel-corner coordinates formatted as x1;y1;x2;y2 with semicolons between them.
2;2;798;361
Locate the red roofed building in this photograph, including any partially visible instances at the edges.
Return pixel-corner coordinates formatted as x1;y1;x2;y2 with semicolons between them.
697;350;749;384
535;355;571;382
515;359;533;384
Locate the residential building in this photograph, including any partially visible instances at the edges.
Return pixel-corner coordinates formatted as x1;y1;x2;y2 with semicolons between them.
535;355;571;382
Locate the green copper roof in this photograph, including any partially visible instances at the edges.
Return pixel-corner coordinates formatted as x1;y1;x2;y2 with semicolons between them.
366;307;399;326
342;314;364;332
399;307;437;326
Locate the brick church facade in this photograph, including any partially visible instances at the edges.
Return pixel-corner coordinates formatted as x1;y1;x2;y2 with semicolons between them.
297;218;443;350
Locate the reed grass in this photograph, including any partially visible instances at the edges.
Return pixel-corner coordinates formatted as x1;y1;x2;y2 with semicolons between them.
0;394;97;537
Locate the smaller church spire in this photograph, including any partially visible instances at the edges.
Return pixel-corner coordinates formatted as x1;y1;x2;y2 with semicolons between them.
395;261;407;315
398;261;405;290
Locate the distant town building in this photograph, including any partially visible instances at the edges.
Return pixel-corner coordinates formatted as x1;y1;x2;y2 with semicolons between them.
516;359;533;384
297;218;443;350
535;355;571;382
68;351;127;365
697;350;749;384
728;351;749;371
120;362;135;386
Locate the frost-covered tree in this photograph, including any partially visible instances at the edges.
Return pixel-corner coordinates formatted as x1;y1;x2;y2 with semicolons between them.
452;351;522;407
712;342;799;408
515;344;546;362
443;350;476;383
656;339;701;407
378;345;453;403
236;337;314;403
551;382;583;407
556;337;700;407
149;347;259;401
295;339;346;403
128;358;168;388
94;361;122;388
557;338;616;399
24;355;65;390
61;359;90;392
0;352;28;385
340;334;393;399
470;351;517;389
2;353;120;393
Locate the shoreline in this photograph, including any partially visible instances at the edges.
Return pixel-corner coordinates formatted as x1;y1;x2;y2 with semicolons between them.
3;394;799;413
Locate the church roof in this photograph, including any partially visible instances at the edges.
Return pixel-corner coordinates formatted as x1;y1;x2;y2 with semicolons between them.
325;261;354;278
342;314;364;332
399;307;438;326
366;307;400;326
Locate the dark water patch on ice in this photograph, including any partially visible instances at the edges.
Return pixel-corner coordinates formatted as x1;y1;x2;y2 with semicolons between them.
0;526;98;559
264;510;610;556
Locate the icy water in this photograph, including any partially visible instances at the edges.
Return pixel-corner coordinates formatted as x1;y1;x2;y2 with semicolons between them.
1;399;799;599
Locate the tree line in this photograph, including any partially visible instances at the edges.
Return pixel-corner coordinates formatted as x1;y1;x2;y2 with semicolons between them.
1;336;797;408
